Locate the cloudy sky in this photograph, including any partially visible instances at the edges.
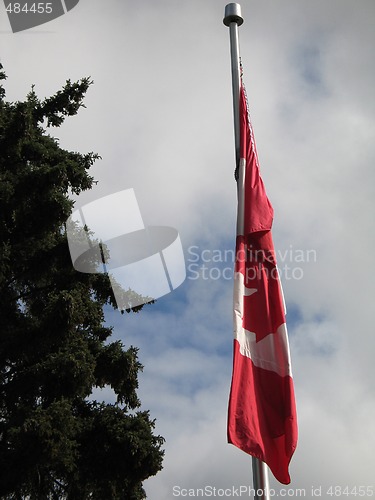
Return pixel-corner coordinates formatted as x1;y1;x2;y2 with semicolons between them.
1;0;375;498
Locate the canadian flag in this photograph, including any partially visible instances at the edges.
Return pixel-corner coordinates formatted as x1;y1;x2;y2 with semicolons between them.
227;85;298;485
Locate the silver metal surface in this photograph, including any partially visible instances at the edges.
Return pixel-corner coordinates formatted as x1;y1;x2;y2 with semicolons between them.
223;3;244;27
224;4;242;165
252;458;271;500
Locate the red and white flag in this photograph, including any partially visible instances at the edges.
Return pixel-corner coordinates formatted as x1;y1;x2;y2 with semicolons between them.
227;84;298;485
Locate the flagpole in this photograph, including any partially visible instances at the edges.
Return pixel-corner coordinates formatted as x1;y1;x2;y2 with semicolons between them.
252;458;270;500
223;3;243;166
223;5;270;500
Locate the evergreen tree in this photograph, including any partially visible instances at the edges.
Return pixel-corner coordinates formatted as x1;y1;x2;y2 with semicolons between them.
0;65;164;499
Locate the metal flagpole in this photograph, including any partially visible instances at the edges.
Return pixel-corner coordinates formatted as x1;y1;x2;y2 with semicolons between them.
223;4;271;500
223;3;242;167
252;458;270;500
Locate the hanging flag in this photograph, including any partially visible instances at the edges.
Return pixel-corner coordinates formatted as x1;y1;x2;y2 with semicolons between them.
227;83;298;485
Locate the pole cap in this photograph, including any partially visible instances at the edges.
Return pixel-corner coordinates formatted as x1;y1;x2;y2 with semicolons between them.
223;3;244;27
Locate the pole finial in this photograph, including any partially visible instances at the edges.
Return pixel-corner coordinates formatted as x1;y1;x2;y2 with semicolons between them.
223;3;244;27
